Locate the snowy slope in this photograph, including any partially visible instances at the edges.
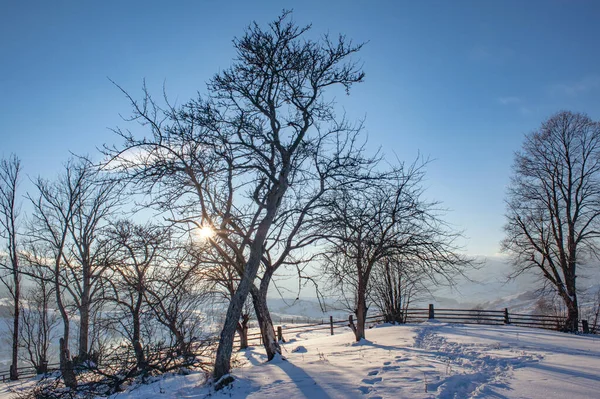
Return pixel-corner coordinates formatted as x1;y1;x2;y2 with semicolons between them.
4;322;594;398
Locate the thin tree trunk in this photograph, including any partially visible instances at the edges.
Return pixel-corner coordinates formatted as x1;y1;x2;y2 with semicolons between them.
39;283;49;373
236;314;249;350
250;285;280;360
162;316;188;357
60;338;76;389
9;272;19;380
132;312;146;372
57;288;70;349
78;298;89;361
56;262;75;387
132;290;147;370
78;256;91;361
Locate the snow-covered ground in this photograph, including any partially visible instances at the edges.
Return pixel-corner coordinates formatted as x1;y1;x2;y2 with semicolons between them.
3;322;595;398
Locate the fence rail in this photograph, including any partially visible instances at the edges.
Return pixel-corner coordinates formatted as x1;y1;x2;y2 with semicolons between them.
0;363;60;382
241;305;597;346
2;304;597;382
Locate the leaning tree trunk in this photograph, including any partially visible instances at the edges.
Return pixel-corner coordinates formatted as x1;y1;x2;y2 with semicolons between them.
213;245;265;382
250;284;280;360
213;186;286;383
214;281;250;382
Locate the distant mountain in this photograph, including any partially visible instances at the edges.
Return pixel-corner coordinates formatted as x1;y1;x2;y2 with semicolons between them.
267;297;349;322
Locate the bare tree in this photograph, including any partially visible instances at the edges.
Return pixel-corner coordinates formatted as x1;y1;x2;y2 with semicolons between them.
26;159;89;388
585;288;600;333
0;154;22;380
322;162;470;341
104;220;170;373
532;295;566;330
25;158;121;370
144;251;209;357
371;258;425;324
62;161;122;361
105;11;366;381
503;111;600;332
19;277;60;374
147;266;207;357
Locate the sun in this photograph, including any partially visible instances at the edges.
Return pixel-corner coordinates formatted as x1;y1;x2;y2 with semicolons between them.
195;225;216;241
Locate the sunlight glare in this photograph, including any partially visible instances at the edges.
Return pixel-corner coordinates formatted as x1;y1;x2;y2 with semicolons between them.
196;225;216;240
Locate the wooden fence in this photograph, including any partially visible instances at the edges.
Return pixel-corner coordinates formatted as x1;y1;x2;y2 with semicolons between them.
0;363;59;382
239;304;597;346
2;304;597;382
405;304;596;332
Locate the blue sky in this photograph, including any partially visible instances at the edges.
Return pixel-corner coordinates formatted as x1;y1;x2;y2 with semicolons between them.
1;0;599;257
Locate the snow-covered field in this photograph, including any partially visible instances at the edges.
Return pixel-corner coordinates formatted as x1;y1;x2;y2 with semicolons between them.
4;321;596;398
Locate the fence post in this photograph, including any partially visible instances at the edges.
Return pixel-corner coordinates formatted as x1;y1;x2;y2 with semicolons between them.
277;326;284;342
330;316;334;335
428;304;434;320
504;308;510;324
582;319;590;334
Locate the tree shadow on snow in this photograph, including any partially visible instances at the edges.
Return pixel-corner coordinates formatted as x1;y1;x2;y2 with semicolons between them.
273;360;335;399
446;326;600;359
242;348;266;366
527;362;600;386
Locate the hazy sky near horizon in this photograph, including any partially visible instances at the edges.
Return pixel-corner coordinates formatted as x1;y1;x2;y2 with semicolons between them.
2;0;600;257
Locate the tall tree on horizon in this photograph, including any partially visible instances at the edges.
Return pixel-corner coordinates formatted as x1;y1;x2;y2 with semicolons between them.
503;111;600;332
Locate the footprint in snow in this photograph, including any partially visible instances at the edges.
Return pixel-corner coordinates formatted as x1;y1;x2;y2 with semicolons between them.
358;385;371;394
367;370;379;376
397;376;421;383
362;377;383;385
